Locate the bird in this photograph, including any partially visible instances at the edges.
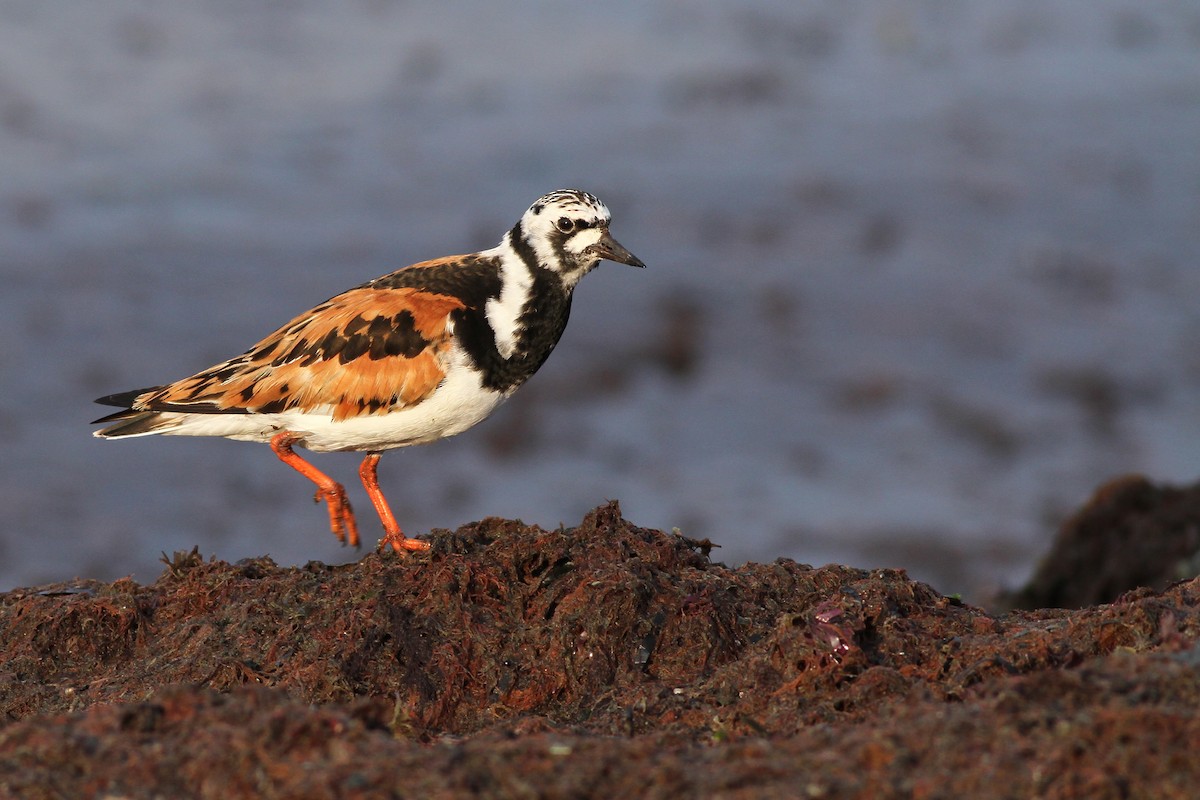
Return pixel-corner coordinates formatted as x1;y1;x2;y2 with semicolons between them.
92;189;645;554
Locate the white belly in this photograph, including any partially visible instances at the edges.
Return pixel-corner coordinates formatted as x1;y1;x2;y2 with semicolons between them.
162;362;508;453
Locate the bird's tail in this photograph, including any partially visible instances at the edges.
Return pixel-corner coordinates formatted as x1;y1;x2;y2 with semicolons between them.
92;387;181;438
92;409;183;438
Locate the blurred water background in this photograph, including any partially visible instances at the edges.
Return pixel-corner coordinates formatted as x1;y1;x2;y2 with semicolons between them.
3;1;1199;598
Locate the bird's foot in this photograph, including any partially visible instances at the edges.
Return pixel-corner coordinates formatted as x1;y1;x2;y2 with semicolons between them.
377;528;431;555
313;484;359;548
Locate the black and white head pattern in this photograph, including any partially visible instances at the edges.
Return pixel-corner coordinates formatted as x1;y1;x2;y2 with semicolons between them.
512;189;615;284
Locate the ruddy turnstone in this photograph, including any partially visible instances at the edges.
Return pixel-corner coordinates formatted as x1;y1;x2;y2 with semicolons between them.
93;189;644;553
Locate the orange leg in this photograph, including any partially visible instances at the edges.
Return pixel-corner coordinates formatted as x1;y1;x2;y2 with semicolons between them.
269;431;359;548
359;452;430;554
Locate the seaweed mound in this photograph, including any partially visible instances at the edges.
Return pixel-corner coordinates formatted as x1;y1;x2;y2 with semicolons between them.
2;501;1199;798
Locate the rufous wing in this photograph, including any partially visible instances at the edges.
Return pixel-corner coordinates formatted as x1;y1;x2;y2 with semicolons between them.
133;287;467;421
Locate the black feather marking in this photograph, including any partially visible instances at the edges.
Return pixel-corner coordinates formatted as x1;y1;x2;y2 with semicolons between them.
302;328;344;365
367;315;391;338
344;314;371;335
94;387;162;408
365;255;502;310
366;315;393;360
155;400;250;414
248;340;279;360
256;398;288;414
373;311;427;360
339;334;370;363
92;408;141;425
209;364;244;383
509;221;541;274
274;337;310;366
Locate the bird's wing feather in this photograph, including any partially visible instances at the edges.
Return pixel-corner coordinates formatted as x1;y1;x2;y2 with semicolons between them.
130;285;468;422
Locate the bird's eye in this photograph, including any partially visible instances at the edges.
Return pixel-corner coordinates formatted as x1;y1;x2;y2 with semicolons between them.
555;217;575;233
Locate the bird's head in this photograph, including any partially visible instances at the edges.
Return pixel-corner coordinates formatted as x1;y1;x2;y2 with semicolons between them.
510;189;645;286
